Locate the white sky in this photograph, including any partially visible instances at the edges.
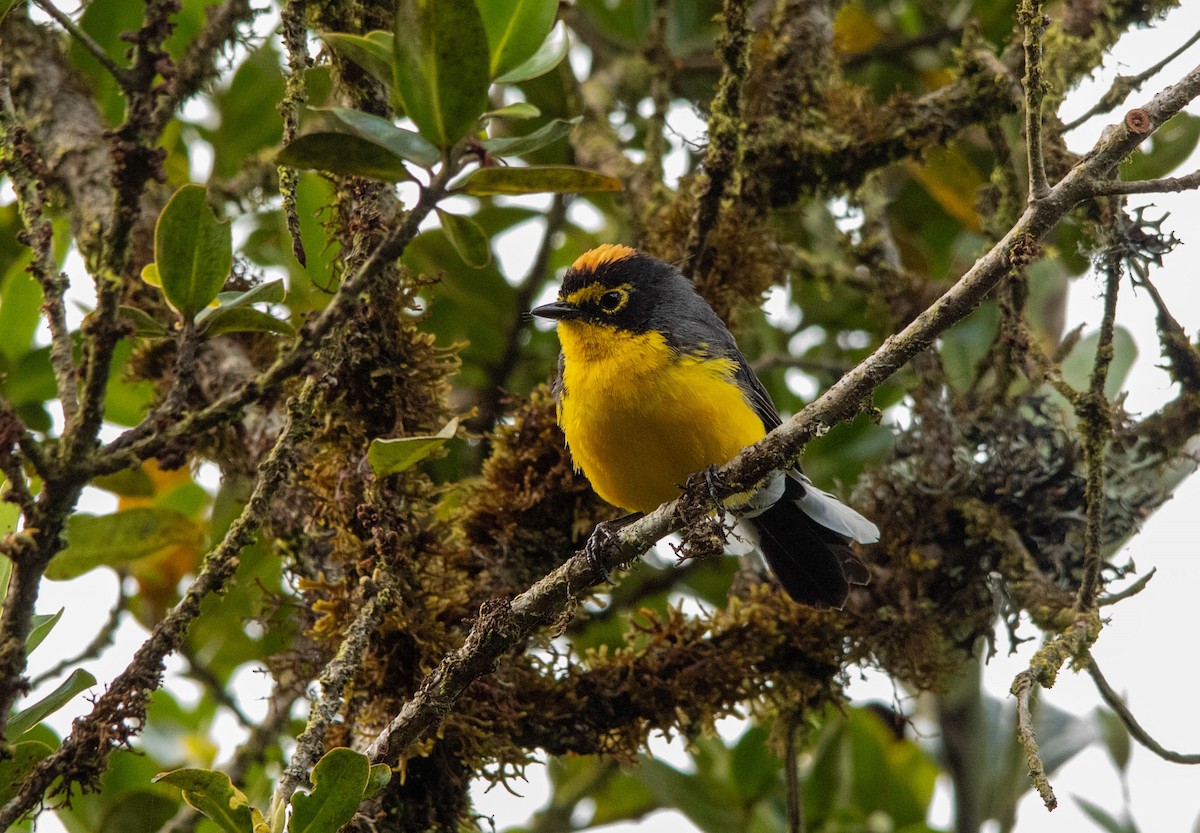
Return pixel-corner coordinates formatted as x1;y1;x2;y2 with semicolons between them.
13;3;1200;833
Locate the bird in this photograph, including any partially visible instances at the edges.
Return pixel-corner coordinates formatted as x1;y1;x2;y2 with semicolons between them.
531;244;878;609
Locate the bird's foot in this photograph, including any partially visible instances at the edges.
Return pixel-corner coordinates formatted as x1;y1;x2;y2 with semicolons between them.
583;513;642;584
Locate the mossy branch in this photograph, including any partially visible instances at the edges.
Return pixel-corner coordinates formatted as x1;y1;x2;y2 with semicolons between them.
362;61;1200;771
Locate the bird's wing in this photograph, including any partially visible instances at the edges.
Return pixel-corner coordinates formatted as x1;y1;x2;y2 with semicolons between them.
730;350;783;431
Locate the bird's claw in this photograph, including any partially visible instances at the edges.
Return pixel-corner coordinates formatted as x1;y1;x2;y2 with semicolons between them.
583;523;617;585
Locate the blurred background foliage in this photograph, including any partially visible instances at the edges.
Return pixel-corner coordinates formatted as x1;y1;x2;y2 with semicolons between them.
1;0;1199;831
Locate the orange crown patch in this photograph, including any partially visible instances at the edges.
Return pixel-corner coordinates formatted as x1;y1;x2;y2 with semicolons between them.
570;244;637;273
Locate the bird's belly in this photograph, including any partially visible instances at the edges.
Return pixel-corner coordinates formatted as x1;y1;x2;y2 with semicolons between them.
560;351;767;513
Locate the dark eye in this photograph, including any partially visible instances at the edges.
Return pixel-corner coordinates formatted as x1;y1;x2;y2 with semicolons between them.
598;291;623;311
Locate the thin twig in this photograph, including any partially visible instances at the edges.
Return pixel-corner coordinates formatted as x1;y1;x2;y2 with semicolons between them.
1063;29;1200;131
1012;670;1057;810
683;0;752;279
1099;567;1155;606
278;0;309;267
1075;251;1121;611
1085;651;1200;764
1090;168;1200;196
179;643;255;729
1018;0;1051;200
30;0;133;90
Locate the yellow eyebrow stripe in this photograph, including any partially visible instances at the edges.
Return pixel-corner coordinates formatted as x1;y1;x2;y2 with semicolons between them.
570;244;636;272
564;283;631;306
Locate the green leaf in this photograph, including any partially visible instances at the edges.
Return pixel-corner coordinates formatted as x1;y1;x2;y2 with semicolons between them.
98;791;180;833
118;305;168;337
8;669;97;736
0;741;53;805
456;165;623;196
392;0;491;149
1123;113;1200;181
495;21;569;84
1060;326;1138;399
1075;796;1138;833
436;209;491;268
1096;707;1132;772
0;0;19;22
196;279;287;324
92;467;155;497
200;307;297;337
152;185;233;318
26;608;64;655
0;259;42;361
730;725;779;802
320;31;394;91
477;0;558;79
368;417;459;476
483;102;541;120
47;507;207;581
288;748;370;833
277;132;415;182
482;117;580;158
154;769;256;833
637;759;740;833
363;764;392;800
315;107;441;168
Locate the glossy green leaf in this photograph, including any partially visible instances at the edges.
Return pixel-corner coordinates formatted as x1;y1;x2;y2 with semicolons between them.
154;769;255;833
320;31;394;91
25;608;64;655
363;764;392;800
483;101;541;120
200;307;297;337
368;417;459;476
153;185;233;318
477;0;558;79
392;0;491;149
47;507;207;581
315;107;441;168
8;669;97;736
436;208;491;268
0;0;19;21
456;165;623;195
1060;326;1137;399
495;21;569;84
288;748;370;833
118;305;168;337
0;741;53;805
277;132;414;182
482;117;580;158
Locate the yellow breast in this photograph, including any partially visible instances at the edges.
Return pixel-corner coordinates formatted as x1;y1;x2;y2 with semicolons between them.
556;320;766;513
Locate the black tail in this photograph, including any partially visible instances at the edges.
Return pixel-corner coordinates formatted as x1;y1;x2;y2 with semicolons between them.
748;493;871;610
